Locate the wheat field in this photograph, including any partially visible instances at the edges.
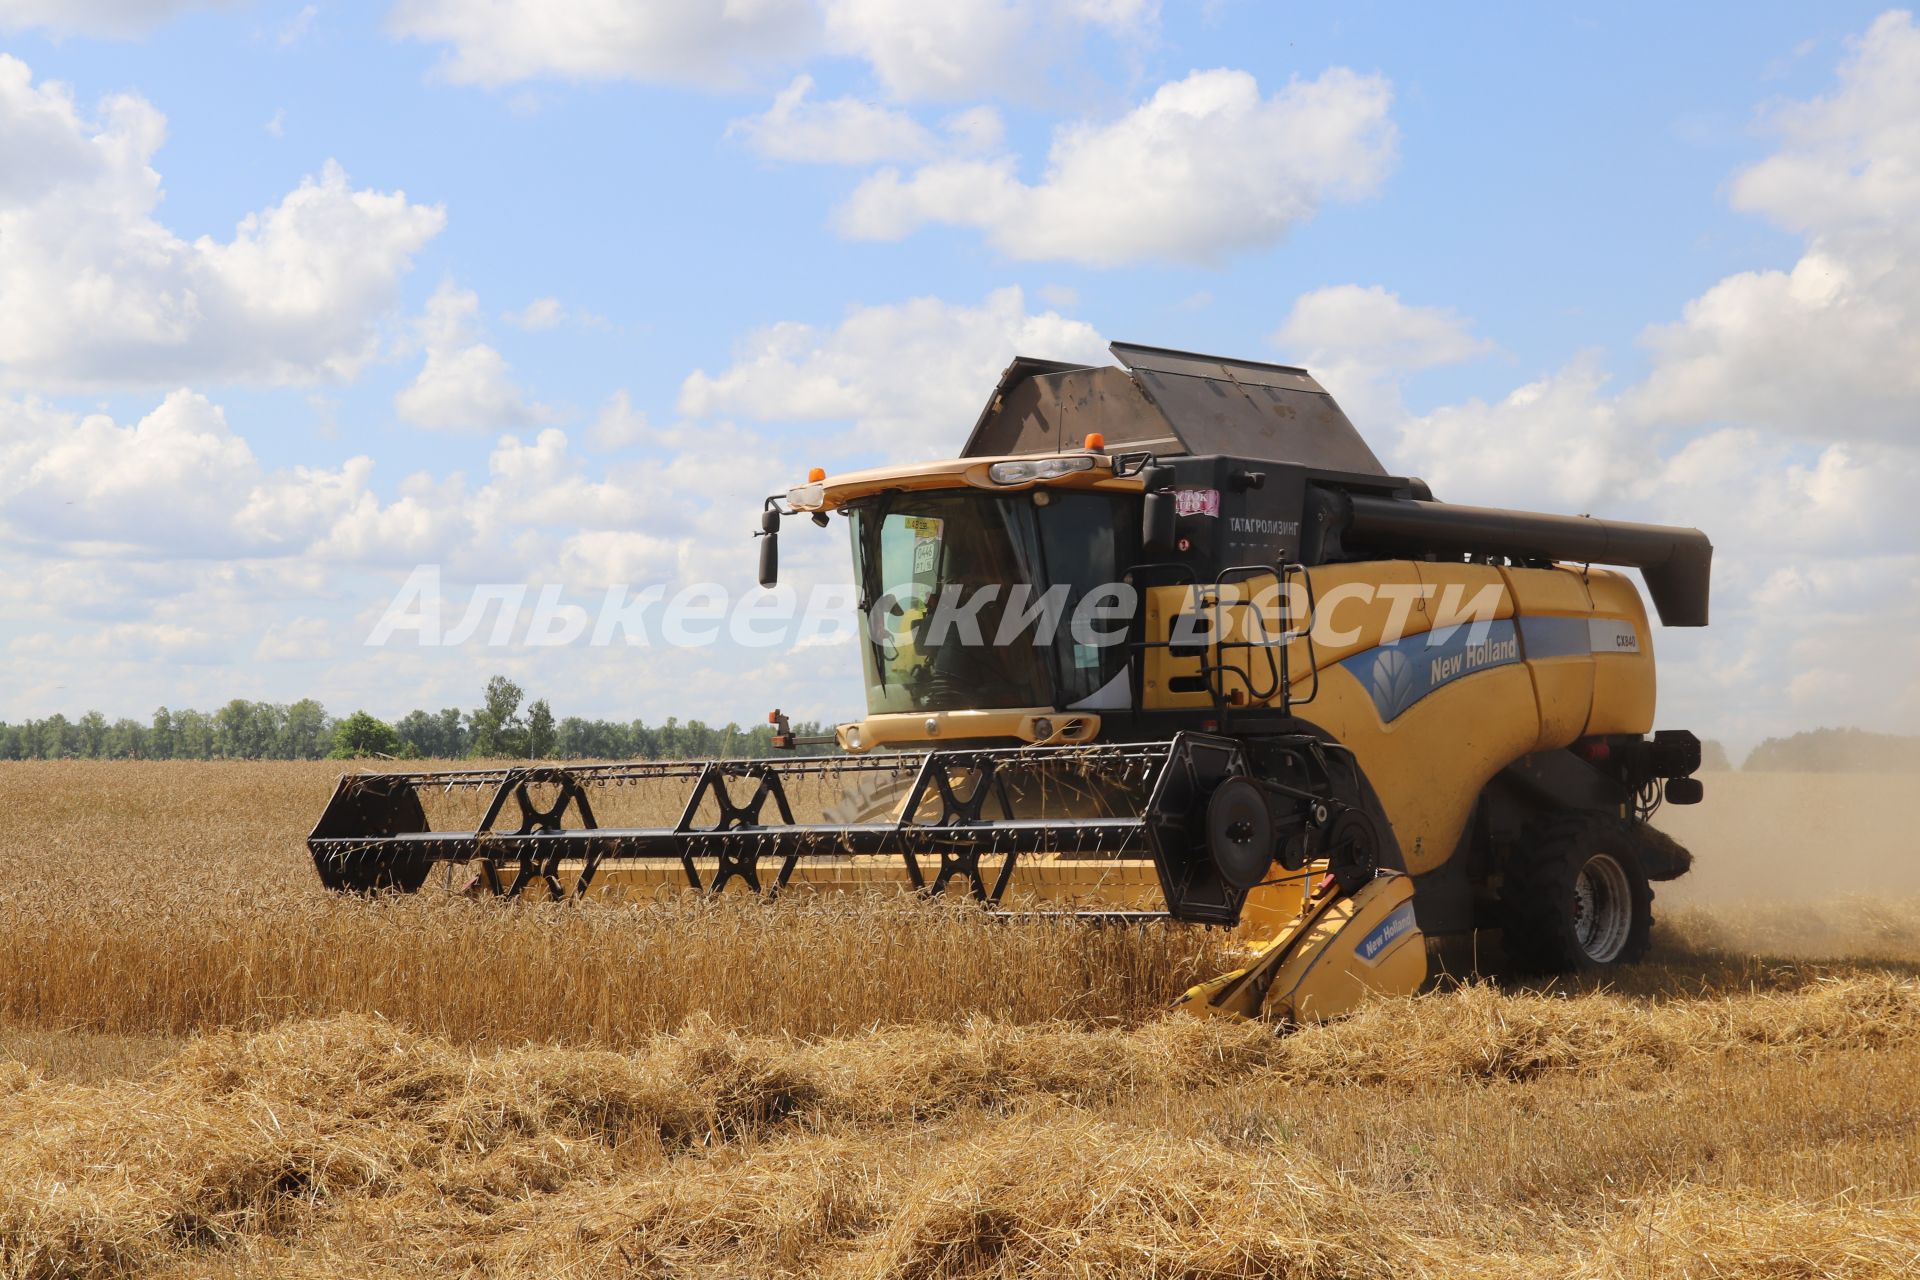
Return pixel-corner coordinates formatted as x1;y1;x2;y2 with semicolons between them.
1;761;1917;1278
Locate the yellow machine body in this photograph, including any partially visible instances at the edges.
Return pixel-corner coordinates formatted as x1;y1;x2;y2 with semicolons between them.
1176;874;1427;1023
311;343;1708;1028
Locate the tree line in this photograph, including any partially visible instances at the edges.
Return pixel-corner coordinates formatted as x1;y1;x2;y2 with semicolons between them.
0;676;829;762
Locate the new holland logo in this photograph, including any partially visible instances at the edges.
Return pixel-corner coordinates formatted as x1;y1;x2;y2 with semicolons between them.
1343;618;1525;724
1368;647;1417;721
1354;901;1417;966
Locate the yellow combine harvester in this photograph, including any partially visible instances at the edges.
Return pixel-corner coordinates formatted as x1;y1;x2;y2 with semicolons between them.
311;344;1710;1022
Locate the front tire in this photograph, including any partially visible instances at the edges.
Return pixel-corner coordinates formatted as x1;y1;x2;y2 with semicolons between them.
1501;814;1653;972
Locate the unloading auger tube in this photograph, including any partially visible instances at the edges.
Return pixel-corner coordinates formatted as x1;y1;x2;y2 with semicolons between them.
311;340;1713;1025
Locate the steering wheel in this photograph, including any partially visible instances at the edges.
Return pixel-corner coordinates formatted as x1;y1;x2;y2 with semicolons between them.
878;595;907;662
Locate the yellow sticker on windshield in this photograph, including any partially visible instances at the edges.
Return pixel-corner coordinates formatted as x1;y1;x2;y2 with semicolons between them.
903;516;943;537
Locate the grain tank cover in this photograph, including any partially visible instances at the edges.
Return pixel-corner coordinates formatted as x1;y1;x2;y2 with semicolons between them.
961;342;1387;476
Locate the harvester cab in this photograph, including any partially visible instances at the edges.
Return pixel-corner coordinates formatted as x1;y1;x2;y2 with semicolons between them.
311;342;1713;1024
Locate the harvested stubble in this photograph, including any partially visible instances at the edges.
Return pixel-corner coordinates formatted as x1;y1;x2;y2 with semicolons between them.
5;992;1920;1279
5;760;1920;1278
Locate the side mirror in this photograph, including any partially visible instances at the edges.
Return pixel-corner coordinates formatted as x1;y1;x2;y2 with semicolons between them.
1664;776;1703;805
757;509;780;588
1142;491;1176;557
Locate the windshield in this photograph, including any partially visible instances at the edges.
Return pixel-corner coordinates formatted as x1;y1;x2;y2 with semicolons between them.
848;490;1134;716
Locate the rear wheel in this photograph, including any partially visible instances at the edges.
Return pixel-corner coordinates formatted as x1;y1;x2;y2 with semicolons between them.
1500;814;1653;972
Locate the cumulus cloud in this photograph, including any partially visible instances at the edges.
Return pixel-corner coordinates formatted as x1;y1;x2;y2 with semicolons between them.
0;390;372;559
729;76;1010;166
0;378;838;718
677;286;1106;456
386;0;820;88
1274;284;1493;427
820;0;1151;102
730;75;935;165
1391;358;1640;512
588;389;652;450
503;297;566;331
0;378;781;594
1630;11;1920;441
254;616;337;662
394;282;550;432
0;0;229;38
1392;363;1920;741
11;621;226;664
1370;14;1920;743
1277;285;1491;374
1728;10;1920;236
385;0;1153;99
835;68;1396;266
0;56;444;391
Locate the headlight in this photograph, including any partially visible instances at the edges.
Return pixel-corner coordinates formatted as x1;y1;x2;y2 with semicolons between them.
987;455;1096;485
786;482;826;509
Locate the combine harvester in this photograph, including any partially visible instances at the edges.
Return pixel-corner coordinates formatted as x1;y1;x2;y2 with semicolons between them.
311;345;1710;1022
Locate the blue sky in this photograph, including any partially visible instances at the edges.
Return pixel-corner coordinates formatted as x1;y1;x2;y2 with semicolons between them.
1;1;1915;751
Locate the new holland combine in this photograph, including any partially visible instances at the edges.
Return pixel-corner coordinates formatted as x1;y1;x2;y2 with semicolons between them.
311;344;1711;1022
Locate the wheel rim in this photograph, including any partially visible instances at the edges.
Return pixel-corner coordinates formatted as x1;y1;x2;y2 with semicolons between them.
1572;852;1634;963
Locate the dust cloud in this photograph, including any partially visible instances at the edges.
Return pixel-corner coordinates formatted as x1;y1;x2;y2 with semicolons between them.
1653;771;1920;906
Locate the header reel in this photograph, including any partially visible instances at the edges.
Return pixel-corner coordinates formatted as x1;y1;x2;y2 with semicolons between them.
309;732;1364;929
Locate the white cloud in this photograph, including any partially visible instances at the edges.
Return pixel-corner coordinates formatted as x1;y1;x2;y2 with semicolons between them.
1630;11;1920;443
729;76;1010;166
1277;285;1491;373
1274;284;1493;427
0;390;371;558
277;3;317;47
822;0;1157;101
12;622;225;664
730;75;938;165
254;615;337;662
395;282;549;432
836;67;1396;266
1728;11;1920;235
1391;358;1639;513
0;0;228;38
1631;246;1920;441
0;374;852;721
1368;14;1920;746
0;56;444;390
677;286;1106;457
588;389;651;450
1385;355;1920;744
386;0;819;88
821;0;1032;102
385;0;1154;99
503;297;566;331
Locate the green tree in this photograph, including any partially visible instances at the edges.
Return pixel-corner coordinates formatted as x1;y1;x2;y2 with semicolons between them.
433;707;468;757
78;711;108;758
526;698;555;758
34;714;74;758
280;699;329;759
329;711;403;759
149;707;177;760
175;710;215;760
468;676;526;757
394;709;437;759
104;718;147;759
